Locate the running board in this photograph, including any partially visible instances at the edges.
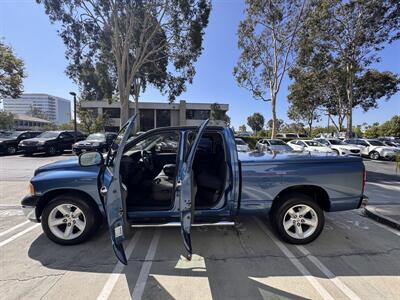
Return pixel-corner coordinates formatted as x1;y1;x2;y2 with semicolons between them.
131;221;235;228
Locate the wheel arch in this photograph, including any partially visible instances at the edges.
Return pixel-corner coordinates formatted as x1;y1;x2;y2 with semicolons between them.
271;185;331;213
36;189;103;220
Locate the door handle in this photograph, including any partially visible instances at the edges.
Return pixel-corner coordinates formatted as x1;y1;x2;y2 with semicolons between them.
100;186;108;196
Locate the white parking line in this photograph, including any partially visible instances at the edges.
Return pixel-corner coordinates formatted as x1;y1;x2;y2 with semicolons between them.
97;231;142;300
254;218;334;300
296;245;361;300
0;223;40;247
132;229;161;300
0;220;30;237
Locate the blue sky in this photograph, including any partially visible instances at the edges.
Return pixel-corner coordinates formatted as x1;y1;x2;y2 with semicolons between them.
1;0;399;129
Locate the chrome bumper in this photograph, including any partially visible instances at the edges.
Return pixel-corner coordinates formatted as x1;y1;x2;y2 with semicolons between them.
22;206;39;223
359;195;369;208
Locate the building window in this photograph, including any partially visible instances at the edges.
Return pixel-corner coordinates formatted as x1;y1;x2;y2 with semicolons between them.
186;109;210;120
140;109;155;131
156;110;171;127
103;108;120;118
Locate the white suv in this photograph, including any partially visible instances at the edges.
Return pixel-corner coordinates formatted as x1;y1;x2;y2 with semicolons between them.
314;138;361;156
343;139;398;160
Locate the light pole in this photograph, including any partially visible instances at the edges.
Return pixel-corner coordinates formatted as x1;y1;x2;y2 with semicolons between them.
69;92;77;143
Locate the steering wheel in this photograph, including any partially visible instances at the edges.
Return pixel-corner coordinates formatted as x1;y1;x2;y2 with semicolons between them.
141;150;154;171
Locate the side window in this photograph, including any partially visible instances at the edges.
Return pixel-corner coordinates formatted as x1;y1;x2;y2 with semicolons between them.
127;131;179;154
320;140;329;146
298;141;306;146
59;133;73;139
359;141;369;147
154;132;179;153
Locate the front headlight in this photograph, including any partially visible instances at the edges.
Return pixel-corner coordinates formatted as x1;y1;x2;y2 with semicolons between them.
28;183;35;195
92;142;100;147
37;141;45;145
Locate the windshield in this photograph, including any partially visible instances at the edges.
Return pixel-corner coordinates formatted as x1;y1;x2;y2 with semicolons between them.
235;139;246;145
37;131;59;138
106;117;136;166
305;141;323;147
328;139;346;145
87;133;106;141
368;140;385;146
269;139;287;146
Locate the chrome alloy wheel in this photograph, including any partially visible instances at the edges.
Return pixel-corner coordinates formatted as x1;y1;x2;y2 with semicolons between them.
48;204;86;240
283;204;318;239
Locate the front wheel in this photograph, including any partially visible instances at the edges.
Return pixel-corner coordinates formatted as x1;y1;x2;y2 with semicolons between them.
369;151;380;160
271;193;324;244
7;145;17;155
46;145;57;156
41;195;100;245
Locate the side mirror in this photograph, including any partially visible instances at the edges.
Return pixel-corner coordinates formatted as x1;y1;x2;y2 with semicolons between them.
79;151;103;167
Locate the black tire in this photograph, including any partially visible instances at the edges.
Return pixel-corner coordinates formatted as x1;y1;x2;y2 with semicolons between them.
41;194;100;245
46;145;57;156
271;193;325;244
7;145;17;155
369;151;380;160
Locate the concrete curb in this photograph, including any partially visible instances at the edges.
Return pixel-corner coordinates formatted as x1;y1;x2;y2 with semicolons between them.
364;206;400;231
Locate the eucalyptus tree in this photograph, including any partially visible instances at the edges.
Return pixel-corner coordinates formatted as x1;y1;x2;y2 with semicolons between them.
234;0;310;138
37;0;211;126
0;40;26;99
303;0;400;137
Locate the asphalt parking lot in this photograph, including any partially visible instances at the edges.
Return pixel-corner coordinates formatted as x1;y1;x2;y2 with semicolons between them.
0;153;399;300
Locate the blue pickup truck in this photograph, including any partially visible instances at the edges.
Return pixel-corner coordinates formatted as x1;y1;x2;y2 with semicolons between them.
21;117;367;264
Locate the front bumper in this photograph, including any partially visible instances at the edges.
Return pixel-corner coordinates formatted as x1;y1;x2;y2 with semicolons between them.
21;195;40;222
358;195;369;209
19;145;45;153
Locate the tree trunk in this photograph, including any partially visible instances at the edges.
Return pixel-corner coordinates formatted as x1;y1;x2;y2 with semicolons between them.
120;88;130;127
345;64;354;138
271;94;277;138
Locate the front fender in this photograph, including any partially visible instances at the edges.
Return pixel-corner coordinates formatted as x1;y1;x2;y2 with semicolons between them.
31;167;103;214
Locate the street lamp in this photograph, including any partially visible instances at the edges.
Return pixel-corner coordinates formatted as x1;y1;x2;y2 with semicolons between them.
69;92;77;143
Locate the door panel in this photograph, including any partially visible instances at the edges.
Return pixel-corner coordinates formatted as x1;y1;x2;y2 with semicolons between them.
175;119;209;259
102;115;136;265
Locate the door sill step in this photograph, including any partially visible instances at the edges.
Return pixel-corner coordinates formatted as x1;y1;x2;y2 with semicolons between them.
131;221;235;228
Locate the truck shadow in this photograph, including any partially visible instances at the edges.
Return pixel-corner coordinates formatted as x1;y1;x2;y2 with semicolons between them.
28;217;400;299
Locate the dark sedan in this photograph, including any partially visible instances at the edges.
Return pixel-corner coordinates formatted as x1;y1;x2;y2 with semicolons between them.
0;131;42;155
19;131;85;156
72;132;117;155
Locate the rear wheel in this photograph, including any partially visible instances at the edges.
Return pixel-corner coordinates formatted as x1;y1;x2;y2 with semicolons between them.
271;193;324;244
41;195;100;245
369;151;380;160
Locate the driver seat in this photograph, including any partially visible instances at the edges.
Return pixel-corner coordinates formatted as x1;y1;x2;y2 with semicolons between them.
152;164;176;201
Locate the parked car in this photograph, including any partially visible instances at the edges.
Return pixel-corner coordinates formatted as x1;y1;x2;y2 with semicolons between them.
343;138;398;160
276;133;302;139
0;131;42;155
21;118;367;265
19;130;85;156
72;132;118;155
256;139;293;153
314;138;361;156
287;140;335;154
235;138;250;152
378;137;400;148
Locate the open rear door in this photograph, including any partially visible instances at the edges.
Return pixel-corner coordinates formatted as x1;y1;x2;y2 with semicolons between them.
175;119;209;259
101;115;136;265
